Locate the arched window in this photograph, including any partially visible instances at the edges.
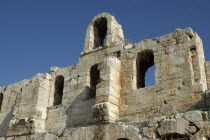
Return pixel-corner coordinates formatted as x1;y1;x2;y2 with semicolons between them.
53;75;64;106
161;133;189;140
136;49;155;88
84;13;124;53
116;138;129;140
93;17;108;48
0;93;3;112
90;64;100;97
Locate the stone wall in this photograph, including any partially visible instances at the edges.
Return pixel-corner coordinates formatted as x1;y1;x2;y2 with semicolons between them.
0;74;52;136
1;111;209;140
0;12;210;139
205;61;210;89
116;28;208;121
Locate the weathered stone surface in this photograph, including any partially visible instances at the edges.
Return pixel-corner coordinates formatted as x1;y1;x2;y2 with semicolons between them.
158;118;188;136
36;133;58;140
0;12;210;139
184;111;203;122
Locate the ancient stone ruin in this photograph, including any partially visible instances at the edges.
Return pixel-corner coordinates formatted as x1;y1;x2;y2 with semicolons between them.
0;13;210;140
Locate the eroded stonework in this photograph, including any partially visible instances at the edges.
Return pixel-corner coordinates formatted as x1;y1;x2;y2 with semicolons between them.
0;13;210;140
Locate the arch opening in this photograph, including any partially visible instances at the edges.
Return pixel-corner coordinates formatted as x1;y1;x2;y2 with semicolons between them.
161;133;189;140
53;75;64;106
90;64;100;97
93;17;108;49
0;93;3;112
136;49;155;88
116;138;129;140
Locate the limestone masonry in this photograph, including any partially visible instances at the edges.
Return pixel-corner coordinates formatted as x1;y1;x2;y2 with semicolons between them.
0;13;210;140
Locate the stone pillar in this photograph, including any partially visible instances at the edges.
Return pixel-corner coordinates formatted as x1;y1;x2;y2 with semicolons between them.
93;56;121;122
34;73;52;132
205;62;210;89
187;30;207;91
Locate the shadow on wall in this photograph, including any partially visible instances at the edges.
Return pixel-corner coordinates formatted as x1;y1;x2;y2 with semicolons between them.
65;86;95;128
190;90;210;111
62;85;210;129
0;103;15;137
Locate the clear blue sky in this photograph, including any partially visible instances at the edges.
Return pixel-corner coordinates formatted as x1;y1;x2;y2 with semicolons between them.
0;0;210;86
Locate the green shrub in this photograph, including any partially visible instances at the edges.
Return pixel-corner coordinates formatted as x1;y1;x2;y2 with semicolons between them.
201;112;208;121
115;118;130;123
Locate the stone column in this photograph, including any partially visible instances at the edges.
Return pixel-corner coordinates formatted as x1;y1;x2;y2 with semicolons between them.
93;56;121;123
34;73;52;132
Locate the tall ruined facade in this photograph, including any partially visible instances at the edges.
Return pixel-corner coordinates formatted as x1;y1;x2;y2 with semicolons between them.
0;13;210;140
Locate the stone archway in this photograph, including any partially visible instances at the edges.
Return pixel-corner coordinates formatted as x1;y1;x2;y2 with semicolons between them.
53;75;64;106
161;133;189;140
157;117;201;140
84;13;124;52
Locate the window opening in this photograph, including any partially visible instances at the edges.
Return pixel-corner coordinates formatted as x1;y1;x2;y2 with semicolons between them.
90;64;100;97
137;50;154;88
53;75;64;106
0;93;3;112
94;17;108;48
